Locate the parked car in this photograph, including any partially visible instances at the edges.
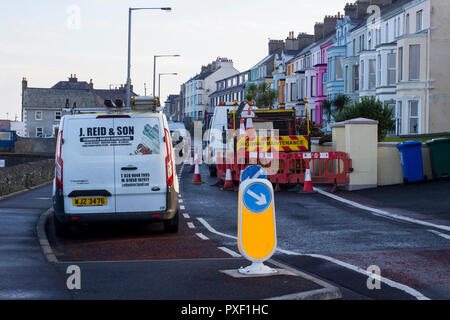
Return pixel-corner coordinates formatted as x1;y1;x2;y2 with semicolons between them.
52;109;179;237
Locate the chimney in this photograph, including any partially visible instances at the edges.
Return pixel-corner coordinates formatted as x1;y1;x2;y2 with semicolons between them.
69;74;78;83
323;14;344;38
89;79;94;90
314;22;324;41
297;32;315;50
285;31;300;50
22;77;28;91
268;39;285;55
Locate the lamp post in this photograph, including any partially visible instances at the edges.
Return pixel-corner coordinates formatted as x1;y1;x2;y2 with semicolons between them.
158;73;178;99
126;7;172;108
153;54;180;97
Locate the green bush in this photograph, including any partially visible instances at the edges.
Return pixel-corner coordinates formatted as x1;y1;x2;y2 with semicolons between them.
334;96;395;141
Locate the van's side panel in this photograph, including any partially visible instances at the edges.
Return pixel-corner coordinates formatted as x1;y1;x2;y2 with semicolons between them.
113;115;167;213
63;117;116;214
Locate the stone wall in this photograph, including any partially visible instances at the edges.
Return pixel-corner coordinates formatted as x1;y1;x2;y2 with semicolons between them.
14;137;56;154
0;153;54;167
0;159;54;196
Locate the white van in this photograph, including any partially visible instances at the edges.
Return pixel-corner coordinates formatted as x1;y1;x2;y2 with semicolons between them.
52;110;179;237
205;104;236;176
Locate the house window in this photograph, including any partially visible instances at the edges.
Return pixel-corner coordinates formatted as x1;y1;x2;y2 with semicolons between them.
311;76;316;97
353;65;359;92
361;61;365;90
345;65;350;92
300;79;306;99
369;59;376;90
394;19;397;38
55;111;62;121
406;14;410;34
416;10;423;32
353;39;356;56
290;82;296;102
387;53;397;85
322;73;327;96
35;111;43;120
377;55;381;86
198;111;203;120
409;45;420;80
408;100;419;134
398;47;404;81
36;127;43;137
396;101;403;135
197;94;203;104
385;23;388;43
336;57;343;80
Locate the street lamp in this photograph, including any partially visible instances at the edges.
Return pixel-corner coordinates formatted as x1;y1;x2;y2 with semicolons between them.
126;7;172;108
153;54;180;97
158;72;178;99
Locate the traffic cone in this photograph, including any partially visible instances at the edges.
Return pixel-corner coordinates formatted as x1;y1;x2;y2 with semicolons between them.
239;117;246;136
302;160;315;193
222;165;234;191
190;151;195;172
192;157;204;185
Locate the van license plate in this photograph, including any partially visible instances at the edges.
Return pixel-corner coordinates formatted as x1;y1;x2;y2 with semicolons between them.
72;197;107;207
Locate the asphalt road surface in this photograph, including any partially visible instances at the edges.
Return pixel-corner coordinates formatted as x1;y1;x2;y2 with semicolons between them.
182;164;450;300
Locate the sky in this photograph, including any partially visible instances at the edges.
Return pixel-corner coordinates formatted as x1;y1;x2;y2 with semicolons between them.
0;0;347;120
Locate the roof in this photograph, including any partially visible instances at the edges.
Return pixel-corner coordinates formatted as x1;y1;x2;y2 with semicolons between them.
94;88;136;102
51;81;91;90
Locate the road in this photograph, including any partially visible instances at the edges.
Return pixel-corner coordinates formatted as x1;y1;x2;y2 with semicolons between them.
1;164;449;300
182;165;450;300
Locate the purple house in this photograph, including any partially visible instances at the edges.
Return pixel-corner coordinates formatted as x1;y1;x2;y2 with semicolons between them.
314;39;334;126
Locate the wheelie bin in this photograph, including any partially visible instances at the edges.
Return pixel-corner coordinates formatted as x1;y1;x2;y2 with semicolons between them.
396;141;424;183
426;138;450;178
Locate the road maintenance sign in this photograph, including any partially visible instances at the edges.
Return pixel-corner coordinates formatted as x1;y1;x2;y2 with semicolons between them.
240;165;267;182
238;178;277;274
237;136;309;152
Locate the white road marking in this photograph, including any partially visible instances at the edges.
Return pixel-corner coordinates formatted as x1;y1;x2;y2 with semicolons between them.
187;222;195;229
34;198;51;200
183;213;190;219
180;205;185;210
197;216;430;300
314;187;450;233
178;199;183;203
428;229;450;240
218;247;242;258
195;233;209;240
197;218;237;240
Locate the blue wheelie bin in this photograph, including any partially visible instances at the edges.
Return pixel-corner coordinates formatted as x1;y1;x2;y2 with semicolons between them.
396;141;424;183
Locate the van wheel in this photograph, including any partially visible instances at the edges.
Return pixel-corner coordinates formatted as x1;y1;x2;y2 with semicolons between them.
54;215;71;238
164;211;179;233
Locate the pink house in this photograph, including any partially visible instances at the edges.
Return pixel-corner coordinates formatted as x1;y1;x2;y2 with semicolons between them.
314;40;334;126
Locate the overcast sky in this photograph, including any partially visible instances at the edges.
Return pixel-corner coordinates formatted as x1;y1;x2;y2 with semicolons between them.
0;0;347;120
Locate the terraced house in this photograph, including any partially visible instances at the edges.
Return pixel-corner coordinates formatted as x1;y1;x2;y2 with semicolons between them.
343;0;450;135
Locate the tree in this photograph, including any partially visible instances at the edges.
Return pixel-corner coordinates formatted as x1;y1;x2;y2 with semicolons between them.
322;99;333;123
245;82;277;108
334;96;395;140
332;94;351;114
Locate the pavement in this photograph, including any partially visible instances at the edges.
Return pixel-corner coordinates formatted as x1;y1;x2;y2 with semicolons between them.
0;184;71;299
333;178;450;227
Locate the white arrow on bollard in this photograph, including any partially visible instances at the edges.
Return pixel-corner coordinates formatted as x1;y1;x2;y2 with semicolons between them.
246;189;267;206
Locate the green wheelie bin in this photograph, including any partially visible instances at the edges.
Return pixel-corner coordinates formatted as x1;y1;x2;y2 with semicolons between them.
426;138;450;178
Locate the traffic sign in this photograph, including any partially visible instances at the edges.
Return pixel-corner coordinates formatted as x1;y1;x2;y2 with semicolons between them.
243;182;271;213
240;165;267;182
238;178;277;274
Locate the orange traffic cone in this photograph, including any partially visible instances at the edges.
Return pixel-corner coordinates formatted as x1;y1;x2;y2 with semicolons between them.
192;156;204;185
239;117;246;136
302;160;315;193
190;151;195;171
222;165;234;191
